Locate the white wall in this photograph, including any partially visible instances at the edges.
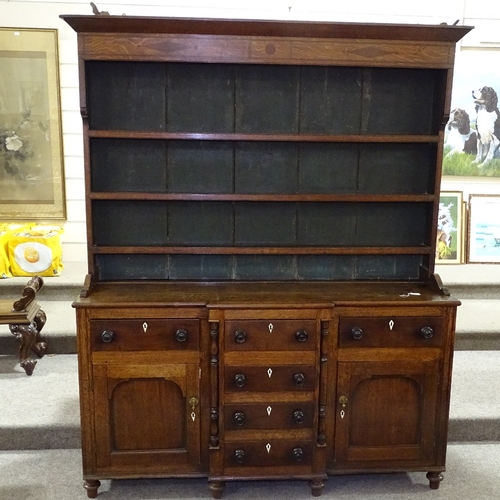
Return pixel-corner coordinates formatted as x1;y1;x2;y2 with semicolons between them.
1;0;499;264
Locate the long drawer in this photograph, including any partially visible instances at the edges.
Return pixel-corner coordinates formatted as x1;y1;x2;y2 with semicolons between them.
224;440;312;468
224;402;315;431
338;316;443;348
225;319;317;351
224;365;316;393
90;319;200;351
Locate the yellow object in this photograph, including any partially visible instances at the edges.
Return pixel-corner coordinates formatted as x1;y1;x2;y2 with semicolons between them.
0;229;11;278
8;225;63;277
0;223;34;278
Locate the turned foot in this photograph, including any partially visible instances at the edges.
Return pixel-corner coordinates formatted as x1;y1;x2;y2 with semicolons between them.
84;479;101;498
20;358;37;376
209;481;225;499
426;471;444;489
310;478;325;496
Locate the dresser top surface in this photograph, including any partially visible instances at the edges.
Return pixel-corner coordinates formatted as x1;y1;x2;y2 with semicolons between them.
73;280;460;309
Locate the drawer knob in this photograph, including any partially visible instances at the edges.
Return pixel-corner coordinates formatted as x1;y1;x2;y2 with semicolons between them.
175;329;188;342
293;410;305;424
420;326;434;339
233;411;246;426
234;330;247;344
295;329;308;343
293;373;306;386
101;330;114;343
292;447;304;462
351;327;364;340
234;373;246;388
234;449;245;464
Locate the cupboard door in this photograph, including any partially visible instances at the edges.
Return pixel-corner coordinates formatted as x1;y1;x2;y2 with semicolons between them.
93;363;200;473
334;360;439;468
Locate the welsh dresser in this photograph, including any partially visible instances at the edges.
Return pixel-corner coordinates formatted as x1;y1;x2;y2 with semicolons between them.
61;14;471;498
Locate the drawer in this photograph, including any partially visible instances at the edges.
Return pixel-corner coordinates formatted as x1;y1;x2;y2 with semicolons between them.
338;316;443;348
90;319;200;351
225;320;317;351
224;365;316;393
224;402;315;431
224;440;312;468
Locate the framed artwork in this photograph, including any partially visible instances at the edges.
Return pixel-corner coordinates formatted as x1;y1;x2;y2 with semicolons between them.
442;53;500;177
436;191;464;264
468;194;500;263
0;28;66;219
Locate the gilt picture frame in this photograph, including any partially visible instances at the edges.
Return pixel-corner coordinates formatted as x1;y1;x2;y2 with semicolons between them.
436;191;464;264
0;28;65;219
468;194;500;263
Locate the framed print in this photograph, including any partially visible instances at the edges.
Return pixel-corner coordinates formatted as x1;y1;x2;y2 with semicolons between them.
468;195;500;263
442;52;500;177
436;191;464;264
0;28;66;219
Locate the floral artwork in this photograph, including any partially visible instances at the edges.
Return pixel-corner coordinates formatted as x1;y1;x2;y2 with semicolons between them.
0;109;49;178
0;28;65;219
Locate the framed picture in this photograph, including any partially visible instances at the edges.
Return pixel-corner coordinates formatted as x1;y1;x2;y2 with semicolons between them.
468;195;500;263
0;28;65;219
436;191;464;264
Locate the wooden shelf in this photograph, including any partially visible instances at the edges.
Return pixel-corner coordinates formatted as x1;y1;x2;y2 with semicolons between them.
89;193;436;202
87;130;441;143
92;246;433;256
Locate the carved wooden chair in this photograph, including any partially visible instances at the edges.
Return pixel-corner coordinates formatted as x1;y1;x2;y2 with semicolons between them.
0;276;47;375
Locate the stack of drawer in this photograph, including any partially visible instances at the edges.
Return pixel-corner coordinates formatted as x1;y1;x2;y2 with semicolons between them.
220;315;320;477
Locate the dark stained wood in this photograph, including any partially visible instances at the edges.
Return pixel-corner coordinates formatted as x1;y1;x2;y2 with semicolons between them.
334;358;440;466
0;276;47;376
87;131;441;142
63;14;467;498
61;15;472;42
90;246;433;255
90;193;435;203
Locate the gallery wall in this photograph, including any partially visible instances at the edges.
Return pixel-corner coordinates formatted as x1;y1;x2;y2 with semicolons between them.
1;0;499;264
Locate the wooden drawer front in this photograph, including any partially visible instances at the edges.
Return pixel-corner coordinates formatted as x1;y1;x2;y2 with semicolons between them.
225;320;317;351
224;402;315;431
224;440;312;468
338;316;443;348
90;319;199;351
224;365;316;393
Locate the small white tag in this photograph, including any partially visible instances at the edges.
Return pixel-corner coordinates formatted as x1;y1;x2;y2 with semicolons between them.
267;406;272;416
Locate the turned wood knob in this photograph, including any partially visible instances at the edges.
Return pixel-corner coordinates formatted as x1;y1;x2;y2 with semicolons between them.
292;447;304;462
420;326;434;339
293;410;305;424
234;449;245;464
233;411;245;426
295;329;308;342
175;329;188;342
234;330;247;344
234;373;246;388
351;327;363;340
101;330;114;343
293;373;305;386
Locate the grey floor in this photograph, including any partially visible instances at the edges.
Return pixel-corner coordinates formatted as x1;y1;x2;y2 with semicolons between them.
1;443;500;500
